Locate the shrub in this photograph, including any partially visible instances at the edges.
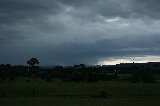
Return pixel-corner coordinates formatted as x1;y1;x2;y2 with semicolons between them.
128;71;156;83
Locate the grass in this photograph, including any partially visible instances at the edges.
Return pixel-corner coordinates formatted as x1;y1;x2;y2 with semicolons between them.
1;97;160;106
0;77;160;106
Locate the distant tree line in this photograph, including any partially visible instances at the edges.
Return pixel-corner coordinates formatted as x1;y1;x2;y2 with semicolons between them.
0;62;158;83
0;64;118;82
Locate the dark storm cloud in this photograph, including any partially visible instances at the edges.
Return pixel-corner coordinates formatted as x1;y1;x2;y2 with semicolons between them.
1;1;41;24
59;0;160;19
0;0;62;42
132;0;160;19
1;0;160;65
58;0;132;19
0;0;60;23
24;34;160;65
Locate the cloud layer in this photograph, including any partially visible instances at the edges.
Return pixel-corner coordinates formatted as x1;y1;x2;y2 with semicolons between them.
0;0;160;65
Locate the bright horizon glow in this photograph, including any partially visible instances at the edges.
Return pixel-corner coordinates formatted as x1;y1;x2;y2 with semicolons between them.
98;56;160;65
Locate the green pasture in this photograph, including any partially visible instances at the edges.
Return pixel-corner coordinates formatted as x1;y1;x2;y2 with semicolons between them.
0;76;160;106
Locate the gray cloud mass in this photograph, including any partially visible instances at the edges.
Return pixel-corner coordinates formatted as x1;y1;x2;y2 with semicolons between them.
0;0;160;65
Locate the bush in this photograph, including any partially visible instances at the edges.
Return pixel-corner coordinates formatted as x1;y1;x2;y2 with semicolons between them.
128;71;156;83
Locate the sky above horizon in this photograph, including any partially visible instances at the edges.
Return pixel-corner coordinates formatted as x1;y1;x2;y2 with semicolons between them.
1;0;160;65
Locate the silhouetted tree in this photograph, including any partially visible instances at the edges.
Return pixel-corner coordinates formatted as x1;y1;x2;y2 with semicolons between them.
27;58;39;67
27;58;39;94
27;58;39;78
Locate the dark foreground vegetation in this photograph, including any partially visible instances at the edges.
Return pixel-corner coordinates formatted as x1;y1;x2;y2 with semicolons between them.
0;60;160;106
0;62;158;83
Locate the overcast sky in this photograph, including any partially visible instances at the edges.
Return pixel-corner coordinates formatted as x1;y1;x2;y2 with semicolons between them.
1;0;160;65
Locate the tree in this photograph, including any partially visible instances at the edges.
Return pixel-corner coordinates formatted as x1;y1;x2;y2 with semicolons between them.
27;58;39;94
27;58;39;80
27;58;39;67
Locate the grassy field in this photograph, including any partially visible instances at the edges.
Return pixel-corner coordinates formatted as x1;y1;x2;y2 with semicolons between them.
0;77;160;106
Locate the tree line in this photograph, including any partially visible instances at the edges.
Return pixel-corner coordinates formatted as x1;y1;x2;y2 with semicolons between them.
0;58;157;83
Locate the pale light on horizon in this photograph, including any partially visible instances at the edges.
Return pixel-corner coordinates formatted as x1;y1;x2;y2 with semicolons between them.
98;56;160;65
